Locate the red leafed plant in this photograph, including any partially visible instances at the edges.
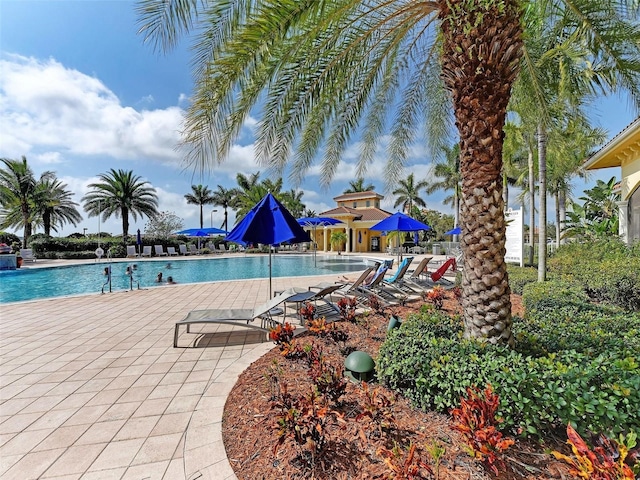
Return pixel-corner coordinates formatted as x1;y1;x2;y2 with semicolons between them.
552;424;637;480
425;286;447;310
299;302;316;323
376;443;433;479
337;296;358;323
450;384;514;475
367;294;386;314
269;322;296;345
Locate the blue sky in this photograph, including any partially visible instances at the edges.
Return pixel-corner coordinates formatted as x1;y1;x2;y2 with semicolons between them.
0;0;637;237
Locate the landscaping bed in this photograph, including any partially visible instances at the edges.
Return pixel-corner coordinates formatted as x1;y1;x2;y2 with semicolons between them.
222;293;579;479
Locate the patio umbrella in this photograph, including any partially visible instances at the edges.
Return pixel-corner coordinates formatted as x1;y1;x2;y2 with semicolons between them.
228;193;310;297
370;212;431;265
297;217;342;267
445;226;461;235
175;227;228;250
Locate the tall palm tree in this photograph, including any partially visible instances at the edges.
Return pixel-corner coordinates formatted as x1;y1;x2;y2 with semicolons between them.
0;156;53;247
137;0;639;346
34;177;82;236
425;144;461;233
82;169;158;243
281;189;306;218
184;184;215;229
343;178;375;194
392;173;428;216
232;172;284;220
211;185;234;231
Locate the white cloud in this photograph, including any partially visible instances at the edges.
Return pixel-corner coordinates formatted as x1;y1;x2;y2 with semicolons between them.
0;54;184;163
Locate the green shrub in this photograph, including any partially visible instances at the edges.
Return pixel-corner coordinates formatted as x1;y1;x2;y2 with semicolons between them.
377;310;640;439
548;240;640;311
506;266;538;295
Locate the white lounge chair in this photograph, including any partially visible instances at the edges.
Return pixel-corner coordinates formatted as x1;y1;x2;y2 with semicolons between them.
20;249;36;262
189;245;199;255
141;246;152;257
126;245;138;258
167;246;178;256
179;244;190;255
154;245;168;256
174;288;303;347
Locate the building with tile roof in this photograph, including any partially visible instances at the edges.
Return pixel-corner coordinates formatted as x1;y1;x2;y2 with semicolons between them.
307;191;393;253
583;117;640;245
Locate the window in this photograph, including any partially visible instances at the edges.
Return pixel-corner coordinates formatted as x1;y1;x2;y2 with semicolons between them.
366;200;370;207
353;202;357;208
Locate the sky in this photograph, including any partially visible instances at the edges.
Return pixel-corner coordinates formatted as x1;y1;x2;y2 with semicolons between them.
0;0;637;238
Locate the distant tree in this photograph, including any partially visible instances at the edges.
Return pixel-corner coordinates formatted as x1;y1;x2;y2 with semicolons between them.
303;209;317;218
425;144;461;231
34;177;82;236
82;169;158;243
232;172;285;220
0;156;54;247
565;177;620;240
281;189;306;218
211;185;234;231
392;173;428;215
343;178;375;194
144;211;184;238
184;184;215;229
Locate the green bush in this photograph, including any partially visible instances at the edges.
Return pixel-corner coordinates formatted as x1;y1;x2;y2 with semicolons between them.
518;281;640;358
506;266;538;295
548;240;640;310
377;308;640;438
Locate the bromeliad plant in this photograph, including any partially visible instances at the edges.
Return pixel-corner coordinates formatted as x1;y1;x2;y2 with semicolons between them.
450;384;514;475
299;302;316;323
552;424;639;480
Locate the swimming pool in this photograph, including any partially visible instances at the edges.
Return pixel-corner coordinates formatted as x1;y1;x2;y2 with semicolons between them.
0;255;369;303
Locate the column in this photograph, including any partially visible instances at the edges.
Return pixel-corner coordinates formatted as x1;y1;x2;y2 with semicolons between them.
617;200;629;244
345;227;351;253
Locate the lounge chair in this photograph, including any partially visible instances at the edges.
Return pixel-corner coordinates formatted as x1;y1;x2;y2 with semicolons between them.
411;258;457;288
167;246;178;256
20;249;36;262
402;257;433;291
126;245;138;258
179;244;190;255
217;243;227;253
141;246;152;257
381;257;423;294
154;245;168;256
174;288;302;347
304;283;345;318
189;245;199;255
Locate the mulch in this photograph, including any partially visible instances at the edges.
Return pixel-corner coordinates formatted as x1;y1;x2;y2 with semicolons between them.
222;292;575;479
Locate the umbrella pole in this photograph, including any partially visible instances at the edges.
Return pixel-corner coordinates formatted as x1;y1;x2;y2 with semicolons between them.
269;247;272;299
313;226;317;267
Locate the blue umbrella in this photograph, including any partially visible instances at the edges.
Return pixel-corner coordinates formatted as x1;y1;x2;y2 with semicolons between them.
228;193;310;297
175;227;228;236
297;217;342;266
370;212;431;264
445;226;462;235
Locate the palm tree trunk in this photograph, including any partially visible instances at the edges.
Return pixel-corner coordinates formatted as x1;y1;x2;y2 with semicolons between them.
537;123;547;282
555;191;561;248
122;207;130;244
199;205;204;229
527;148;535;266
223;208;228;231
439;0;522;346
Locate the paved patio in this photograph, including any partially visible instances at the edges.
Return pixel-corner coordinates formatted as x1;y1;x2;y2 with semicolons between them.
0;271;344;480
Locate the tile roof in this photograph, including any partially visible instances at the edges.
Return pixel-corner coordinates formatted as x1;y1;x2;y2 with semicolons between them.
320;206;391;222
332;190;384;201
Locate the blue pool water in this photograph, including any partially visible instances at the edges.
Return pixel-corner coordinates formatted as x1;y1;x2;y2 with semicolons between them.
0;255;368;303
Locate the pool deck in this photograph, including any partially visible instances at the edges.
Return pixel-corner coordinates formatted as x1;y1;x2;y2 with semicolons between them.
0;253;443;479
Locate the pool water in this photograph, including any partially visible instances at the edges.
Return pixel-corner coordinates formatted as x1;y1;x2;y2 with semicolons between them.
0;255;368;303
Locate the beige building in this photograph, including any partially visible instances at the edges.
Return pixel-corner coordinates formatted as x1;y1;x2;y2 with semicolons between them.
307;191;392;253
584;117;640;245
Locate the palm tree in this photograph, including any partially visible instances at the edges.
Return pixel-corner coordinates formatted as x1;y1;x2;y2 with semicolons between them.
425;144;461;235
34;177;82;236
232;172;284;220
82;169;158;243
184;184;215;229
343;178;375;194
392;173;428;216
0;156;52;247
211;185;234;231
137;0;639;346
281;189;306;218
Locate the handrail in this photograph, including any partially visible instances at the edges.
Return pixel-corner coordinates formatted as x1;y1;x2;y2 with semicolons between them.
101;265;112;294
